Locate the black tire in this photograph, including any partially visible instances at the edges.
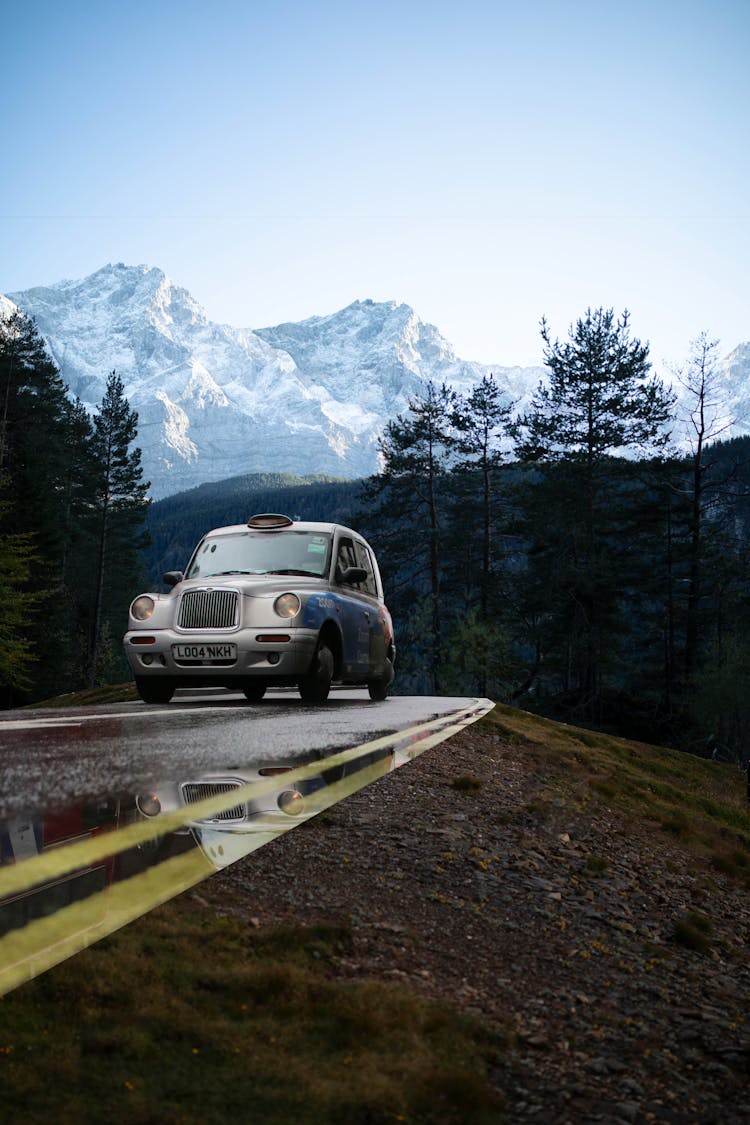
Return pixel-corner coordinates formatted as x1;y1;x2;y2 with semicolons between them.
135;677;176;704
367;677;389;702
243;682;266;703
367;658;394;702
298;643;334;703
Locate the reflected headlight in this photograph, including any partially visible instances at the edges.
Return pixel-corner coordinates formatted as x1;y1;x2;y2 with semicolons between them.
136;793;162;817
131;595;156;621
274;593;300;619
278;789;305;815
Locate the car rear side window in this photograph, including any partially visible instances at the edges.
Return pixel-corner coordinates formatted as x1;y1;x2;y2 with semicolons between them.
354;541;378;597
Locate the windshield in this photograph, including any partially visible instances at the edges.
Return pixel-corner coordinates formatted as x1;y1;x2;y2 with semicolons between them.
185;531;332;580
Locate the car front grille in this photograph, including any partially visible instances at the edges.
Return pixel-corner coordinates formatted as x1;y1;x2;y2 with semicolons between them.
178;588;239;630
180;781;246;822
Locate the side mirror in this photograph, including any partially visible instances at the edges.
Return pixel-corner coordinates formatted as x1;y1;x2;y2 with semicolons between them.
338;566;367;585
163;571;184;588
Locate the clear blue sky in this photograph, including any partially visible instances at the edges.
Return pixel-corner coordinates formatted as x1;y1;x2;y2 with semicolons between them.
2;0;748;368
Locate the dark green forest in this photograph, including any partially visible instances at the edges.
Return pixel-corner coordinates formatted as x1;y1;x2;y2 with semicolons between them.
0;312;149;704
2;307;749;766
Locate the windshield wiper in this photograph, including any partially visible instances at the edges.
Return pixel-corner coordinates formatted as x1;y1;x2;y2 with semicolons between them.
266;568;322;577
211;569;265;576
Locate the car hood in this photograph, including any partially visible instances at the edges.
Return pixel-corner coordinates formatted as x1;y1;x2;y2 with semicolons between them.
178;575;328;599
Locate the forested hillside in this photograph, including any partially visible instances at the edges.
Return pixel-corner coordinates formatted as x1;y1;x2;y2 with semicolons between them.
3;303;749;772
146;473;357;578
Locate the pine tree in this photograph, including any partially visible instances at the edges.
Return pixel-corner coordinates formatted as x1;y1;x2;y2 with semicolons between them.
448;373;514;694
360;380;456;692
512;308;675;719
452;374;513;614
89;371;150;687
0;310;92;700
0;490;42;703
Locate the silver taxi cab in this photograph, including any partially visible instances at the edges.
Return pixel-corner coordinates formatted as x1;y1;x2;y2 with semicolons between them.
123;513;395;704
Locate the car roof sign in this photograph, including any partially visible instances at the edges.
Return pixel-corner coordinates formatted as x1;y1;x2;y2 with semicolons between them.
247;513;294;530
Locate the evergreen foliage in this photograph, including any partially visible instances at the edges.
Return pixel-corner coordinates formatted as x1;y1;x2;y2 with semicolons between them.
0;315;150;703
0;311;94;700
449;374;515;693
515;308;673;464
360;380;457;692
0;491;42;701
88;371;151;687
511;309;675;719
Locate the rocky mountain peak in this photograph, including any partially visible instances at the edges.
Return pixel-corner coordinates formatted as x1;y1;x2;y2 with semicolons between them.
4;264;747;499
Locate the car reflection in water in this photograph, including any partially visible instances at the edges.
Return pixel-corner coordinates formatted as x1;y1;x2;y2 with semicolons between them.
0;746;394;997
136;746;395;869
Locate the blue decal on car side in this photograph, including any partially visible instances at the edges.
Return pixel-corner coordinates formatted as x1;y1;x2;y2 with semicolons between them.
303;594;340;630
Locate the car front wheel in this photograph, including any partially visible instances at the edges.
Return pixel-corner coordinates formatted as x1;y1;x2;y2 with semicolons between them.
135;677;176;704
243;682;267;703
298;643;334;703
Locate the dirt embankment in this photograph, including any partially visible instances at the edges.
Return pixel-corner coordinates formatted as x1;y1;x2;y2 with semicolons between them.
211;719;750;1124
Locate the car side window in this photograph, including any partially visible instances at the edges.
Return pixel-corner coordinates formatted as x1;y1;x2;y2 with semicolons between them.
335;538;358;583
354;541;378;597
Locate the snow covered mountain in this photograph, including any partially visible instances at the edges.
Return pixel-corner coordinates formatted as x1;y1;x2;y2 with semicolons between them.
4;263;748;499
5;264;543;498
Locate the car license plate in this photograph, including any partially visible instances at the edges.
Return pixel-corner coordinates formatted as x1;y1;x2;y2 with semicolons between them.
172;643;237;662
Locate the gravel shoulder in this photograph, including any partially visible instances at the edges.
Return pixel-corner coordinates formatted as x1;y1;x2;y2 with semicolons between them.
209;718;750;1124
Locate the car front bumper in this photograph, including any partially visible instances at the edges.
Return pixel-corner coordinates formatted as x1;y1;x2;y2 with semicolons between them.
123;627;319;681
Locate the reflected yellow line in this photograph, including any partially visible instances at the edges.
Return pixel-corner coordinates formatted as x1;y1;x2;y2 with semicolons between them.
0;698;494;996
0;754;401;996
0;699;493;901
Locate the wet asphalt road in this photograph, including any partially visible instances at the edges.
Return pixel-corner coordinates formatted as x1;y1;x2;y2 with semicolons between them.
0;689;479;821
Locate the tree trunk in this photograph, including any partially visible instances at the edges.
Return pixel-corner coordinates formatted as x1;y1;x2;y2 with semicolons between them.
89;494;109;689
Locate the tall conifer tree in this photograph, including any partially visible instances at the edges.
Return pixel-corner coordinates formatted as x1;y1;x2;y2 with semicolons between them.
89;371;150;686
513;308;674;718
448;374;514;694
0;310;93;699
360;380;455;692
452;373;513;615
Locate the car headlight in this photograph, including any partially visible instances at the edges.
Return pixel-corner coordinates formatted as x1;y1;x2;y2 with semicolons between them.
131;595;156;621
274;593;300;619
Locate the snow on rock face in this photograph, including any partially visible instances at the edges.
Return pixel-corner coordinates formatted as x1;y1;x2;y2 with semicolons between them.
4;266;749;498
5;265;544;498
0;295;19;321
713;343;750;439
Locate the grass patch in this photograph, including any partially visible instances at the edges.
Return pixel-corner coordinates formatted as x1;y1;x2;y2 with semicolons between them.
451;775;483;794
584;855;610;876
25;683;139;708
673;911;714;954
710;847;750;877
0;897;506;1124
482;705;750;884
660;811;692;838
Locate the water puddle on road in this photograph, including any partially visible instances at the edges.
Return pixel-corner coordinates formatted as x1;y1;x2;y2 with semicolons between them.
0;699;494;997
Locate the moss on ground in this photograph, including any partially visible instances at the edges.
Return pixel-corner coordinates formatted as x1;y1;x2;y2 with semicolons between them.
0;899;506;1124
483;705;750;884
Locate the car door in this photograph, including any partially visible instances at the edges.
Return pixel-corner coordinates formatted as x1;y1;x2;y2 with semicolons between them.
333;535;372;678
352;539;390;675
